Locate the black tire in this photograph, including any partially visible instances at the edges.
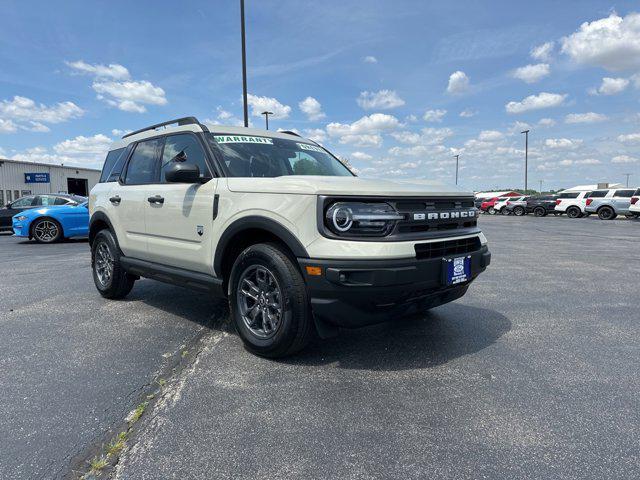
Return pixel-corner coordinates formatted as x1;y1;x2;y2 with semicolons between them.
488;207;496;215
597;206;616;220
566;207;582;219
500;208;510;215
513;206;525;216
533;207;546;217
91;229;135;299
229;243;313;358
31;217;63;243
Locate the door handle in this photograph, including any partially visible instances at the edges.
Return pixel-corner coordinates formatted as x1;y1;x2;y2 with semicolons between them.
147;195;165;204
109;196;121;205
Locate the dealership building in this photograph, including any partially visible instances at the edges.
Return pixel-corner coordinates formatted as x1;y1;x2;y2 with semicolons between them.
0;158;100;205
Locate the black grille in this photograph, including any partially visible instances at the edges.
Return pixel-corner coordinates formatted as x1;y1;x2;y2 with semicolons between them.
414;237;481;260
390;197;478;236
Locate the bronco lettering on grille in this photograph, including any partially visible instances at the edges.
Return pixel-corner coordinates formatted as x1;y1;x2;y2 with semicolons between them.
413;210;476;221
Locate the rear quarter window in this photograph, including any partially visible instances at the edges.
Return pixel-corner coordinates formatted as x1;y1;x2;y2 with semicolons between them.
99;148;127;182
614;189;635;198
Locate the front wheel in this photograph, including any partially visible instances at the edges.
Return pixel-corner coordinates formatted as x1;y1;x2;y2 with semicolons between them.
566;207;582;218
488;207;496;215
31;218;63;243
92;229;135;299
513;206;525;216
533;207;546;217
229;243;313;358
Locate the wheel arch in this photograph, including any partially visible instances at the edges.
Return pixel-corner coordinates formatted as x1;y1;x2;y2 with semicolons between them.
214;216;309;288
89;211;115;246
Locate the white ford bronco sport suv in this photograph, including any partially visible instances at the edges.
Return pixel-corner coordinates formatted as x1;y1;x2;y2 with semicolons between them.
89;117;490;357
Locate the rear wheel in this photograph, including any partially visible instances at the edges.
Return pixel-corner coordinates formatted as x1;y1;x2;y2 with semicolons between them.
597;206;616;220
229;243;313;358
31;218;63;243
500;208;510;215
91;229;135;299
566;207;582;218
488;207;496;215
533;207;546;217
513;206;525;216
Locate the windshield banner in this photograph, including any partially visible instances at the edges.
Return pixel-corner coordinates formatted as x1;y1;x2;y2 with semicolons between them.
297;143;324;153
214;135;273;145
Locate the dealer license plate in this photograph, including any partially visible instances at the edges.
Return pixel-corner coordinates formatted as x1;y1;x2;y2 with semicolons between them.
443;255;471;286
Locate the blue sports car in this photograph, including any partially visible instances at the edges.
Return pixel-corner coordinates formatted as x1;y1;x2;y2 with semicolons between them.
12;201;89;243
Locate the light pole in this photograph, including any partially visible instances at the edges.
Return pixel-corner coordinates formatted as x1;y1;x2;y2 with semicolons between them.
623;173;632;187
453;154;460;185
240;0;249;127
521;129;529;192
539;179;543;193
261;111;273;130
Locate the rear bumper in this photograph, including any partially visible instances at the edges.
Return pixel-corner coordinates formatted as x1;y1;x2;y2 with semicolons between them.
298;245;490;328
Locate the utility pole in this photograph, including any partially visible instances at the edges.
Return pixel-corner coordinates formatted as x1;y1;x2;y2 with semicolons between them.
623;173;632;187
539;179;543;193
454;154;460;185
240;0;249;127
261;111;273;130
521;129;529;192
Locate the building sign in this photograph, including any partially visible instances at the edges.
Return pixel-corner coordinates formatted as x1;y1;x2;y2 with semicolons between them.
24;173;50;183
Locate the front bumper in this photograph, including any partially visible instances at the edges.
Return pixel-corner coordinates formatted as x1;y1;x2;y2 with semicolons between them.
11;220;29;237
298;245;490;328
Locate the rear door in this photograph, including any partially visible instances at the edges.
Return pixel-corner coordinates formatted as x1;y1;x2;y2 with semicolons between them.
613;189;635;213
113;138;163;259
144;133;218;273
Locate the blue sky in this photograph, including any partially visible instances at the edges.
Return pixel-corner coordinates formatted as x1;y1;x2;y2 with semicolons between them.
1;0;640;190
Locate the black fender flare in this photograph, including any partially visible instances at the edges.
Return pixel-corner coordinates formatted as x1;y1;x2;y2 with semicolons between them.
89;211;116;245
213;216;309;276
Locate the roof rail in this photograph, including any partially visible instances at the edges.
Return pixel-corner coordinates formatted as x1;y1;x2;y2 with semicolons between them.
122;116;209;139
278;130;301;137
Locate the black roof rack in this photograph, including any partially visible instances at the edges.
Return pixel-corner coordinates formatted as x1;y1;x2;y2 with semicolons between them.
122;116;209;139
278;130;301;137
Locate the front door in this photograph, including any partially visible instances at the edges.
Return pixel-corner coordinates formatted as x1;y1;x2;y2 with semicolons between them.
144;133;217;273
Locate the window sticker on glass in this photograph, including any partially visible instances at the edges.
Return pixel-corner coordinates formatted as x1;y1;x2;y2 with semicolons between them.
214;135;273;145
296;143;324;153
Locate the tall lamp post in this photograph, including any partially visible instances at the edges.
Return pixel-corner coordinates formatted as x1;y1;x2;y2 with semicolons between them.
453;154;460;185
240;0;249;127
623;173;632;187
521;129;530;192
539;179;543;193
261;111;273;130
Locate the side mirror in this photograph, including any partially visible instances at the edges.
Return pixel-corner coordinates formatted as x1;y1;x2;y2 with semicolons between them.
165;162;201;183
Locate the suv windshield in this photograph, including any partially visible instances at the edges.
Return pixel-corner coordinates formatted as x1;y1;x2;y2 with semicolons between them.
207;134;354;178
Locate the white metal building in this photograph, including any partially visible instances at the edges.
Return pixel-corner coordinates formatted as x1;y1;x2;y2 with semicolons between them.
0;158;100;206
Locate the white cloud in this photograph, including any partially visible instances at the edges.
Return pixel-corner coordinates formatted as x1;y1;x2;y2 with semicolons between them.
544;138;583;149
0;95;84;125
391;131;421;144
512;63;550;83
204;106;244;128
575;158;602;165
0;119;18;133
538;118;556;127
505;92;567;114
93;80;167;113
423;109;447;122
399;161;419;169
405;114;418;122
564;112;608;124
591;77;630;95
447;71;470;94
66;60;130;80
561;13;640;71
304;128;327;143
612;154;638;163
53;134;112;156
617;132;640;143
478;130;503;141
363;56;378;64
531;41;555;61
356;90;405;110
326;113;401;141
246;94;291;119
298;96;325;121
351;151;373;161
459;109;477;118
421;127;454;145
338;134;382;147
388;145;432;157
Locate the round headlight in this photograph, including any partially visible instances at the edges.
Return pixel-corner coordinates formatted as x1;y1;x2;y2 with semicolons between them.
331;205;353;232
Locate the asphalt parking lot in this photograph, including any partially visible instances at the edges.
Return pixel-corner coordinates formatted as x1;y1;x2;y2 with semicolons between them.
1;215;639;479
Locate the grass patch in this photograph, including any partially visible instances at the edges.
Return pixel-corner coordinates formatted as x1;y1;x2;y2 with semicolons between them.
89;455;108;473
156;378;167;387
105;439;125;457
128;401;148;425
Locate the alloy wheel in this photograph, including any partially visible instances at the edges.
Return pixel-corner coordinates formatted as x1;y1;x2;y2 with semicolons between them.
33;220;59;242
95;241;114;286
237;265;283;339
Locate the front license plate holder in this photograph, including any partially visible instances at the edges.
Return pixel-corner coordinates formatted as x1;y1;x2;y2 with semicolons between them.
442;255;471;286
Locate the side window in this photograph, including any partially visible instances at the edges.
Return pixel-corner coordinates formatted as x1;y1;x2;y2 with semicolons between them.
124;139;162;185
161;134;211;182
11;196;35;208
54;197;70;205
38;195;57;206
614;189;634;198
99;148;127;183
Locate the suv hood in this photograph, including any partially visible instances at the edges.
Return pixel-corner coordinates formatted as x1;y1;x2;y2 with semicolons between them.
226;176;471;197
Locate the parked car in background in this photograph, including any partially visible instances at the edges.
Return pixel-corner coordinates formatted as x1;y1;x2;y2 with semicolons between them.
1;194;86;233
494;196;527;215
585;188;636;220
481;197;504;215
526;195;558;216
12;200;89;243
629;188;640;217
505;197;529;216
554;190;592;218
